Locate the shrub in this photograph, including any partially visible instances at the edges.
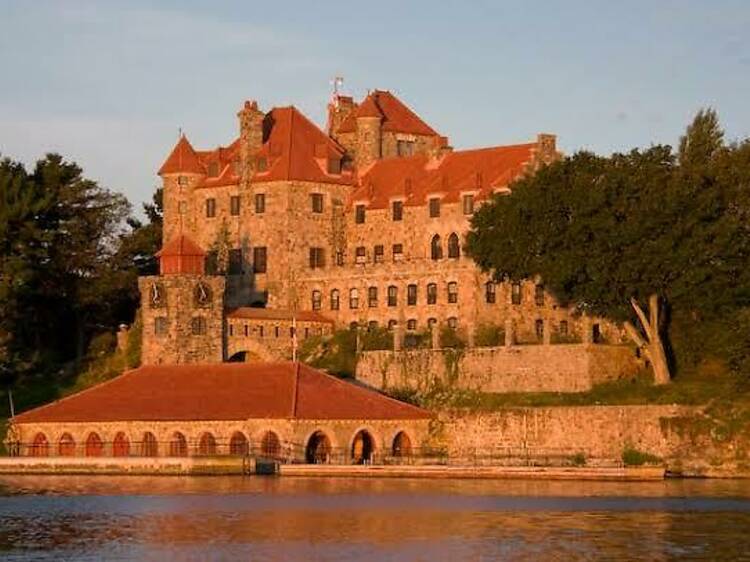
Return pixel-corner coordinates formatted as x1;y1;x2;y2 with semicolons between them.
622;447;662;466
299;330;357;378
404;329;431;349
360;327;393;351
570;452;587;466
439;326;466;349
474;323;504;347
125;313;142;369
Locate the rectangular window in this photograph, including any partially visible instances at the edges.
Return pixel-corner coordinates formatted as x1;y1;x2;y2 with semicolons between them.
178;201;187;214
253;247;267;273
256;157;268;172
349;288;359;309
407;284;417;306
462;194;474;215
392;243;404;261
447;282;458;304
335;251;344;266
429;197;440;218
535;284;545;306
311;193;324;214
309;247;325;269
244;324;249;337
205;198;216;218
392;200;403;221
355;246;366;264
191;316;206;335
230;195;241;216
207;162;219;177
387;285;398;307
485;282;496;304
312;290;322;311
228;249;243;274
427;283;438;305
154;317;168;336
229;324;234;337
368;286;378;308
397;140;414;157
327;158;342;174
511;282;522;305
178;175;188;186
254;193;265;214
205;251;218;275
559;320;569;336
373;245;384;263
355;204;366;224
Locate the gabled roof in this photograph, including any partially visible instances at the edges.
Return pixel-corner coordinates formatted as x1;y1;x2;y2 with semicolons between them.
13;362;430;423
351;143;536;209
155;235;205;258
337;90;440;136
158;135;204;175
227;307;334;324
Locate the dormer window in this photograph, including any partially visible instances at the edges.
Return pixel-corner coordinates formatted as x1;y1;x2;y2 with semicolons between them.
327;158;342;174
429;197;441;218
392;200;403;221
462;194;475;215
256;156;268;172
397;140;414;157
355;204;366;224
177;175;188;186
207;162;220;178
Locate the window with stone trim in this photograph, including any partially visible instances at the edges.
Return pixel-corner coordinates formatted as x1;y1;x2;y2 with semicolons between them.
485;281;496;304
229;324;234;337
430;235;442;260
429;197;441;218
392;200;403;221
511;282;522;305
253;247;267;273
205;198;216;218
254;193;266;213
427;283;438;305
447;233;460;259
462;193;474;215
311;193;324;214
355;204;366;224
407;319;417;331
154;316;168;336
392;243;404;261
368;286;378;308
387;285;398;307
355;246;367;264
311;290;322;311
447;282;458;304
407;284;417;306
374;244;384;263
330;289;340;311
191;316;207;335
309;247;325;269
230;195;241;216
534;284;545;306
349;288;359;309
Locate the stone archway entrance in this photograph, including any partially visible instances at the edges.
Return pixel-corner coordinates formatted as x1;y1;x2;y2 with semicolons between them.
305;431;332;464
351;430;375;465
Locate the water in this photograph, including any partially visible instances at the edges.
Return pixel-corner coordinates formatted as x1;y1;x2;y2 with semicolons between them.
1;476;749;561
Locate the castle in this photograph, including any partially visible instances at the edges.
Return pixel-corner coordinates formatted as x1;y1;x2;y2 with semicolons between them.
142;88;616;365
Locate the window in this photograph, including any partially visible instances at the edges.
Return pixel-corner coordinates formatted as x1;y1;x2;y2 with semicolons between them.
462;194;474;215
447;233;460;259
309;247;325;269
429;197;440;218
228;249;243;274
388;319;398;331
244;324;249;337
154;317;168;336
355;204;366;224
311;193;324;213
430;235;442;260
256;156;268;172
191;316;206;335
327;158;341;174
205;251;218;274
392;243;404;261
349;288;359;309
253;247;267;273
387;285;398;307
178;200;187;214
485;281;496;304
392;200;403;221
593;323;602;343
427;283;438;305
559;320;569;336
207;162;219;177
255;193;266;213
407;319;417;331
397;140;414;157
427;317;438;330
447;282;458;304
447;316;458;330
349;321;359;330
368;286;378;307
407;284;417;306
355;246;366;264
374;245;384;263
312;290;322;311
274;326;280;338
330;289;340;310
511;282;522;305
535;319;544;341
205;198;216;218
335;251;345;266
178;175;188;186
259;325;264;337
229;324;234;337
230;195;241;216
367;320;379;331
535;284;545;306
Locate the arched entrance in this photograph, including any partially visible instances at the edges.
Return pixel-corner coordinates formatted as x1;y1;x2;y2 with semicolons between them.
30;433;49;457
260;430;281;458
229;432;249;456
113;432;130;457
141;432;158;457
351;430;375;465
169;432;188;457
198;432;216;456
305;431;332;464
85;432;104;457
58;433;76;456
392;431;412;458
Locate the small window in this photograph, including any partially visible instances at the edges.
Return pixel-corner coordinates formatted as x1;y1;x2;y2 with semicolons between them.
335;251;345;266
311;193;324;214
255;193;266;214
207;162;219;177
309;247;325;269
485;281;496;304
559;320;569;336
387;319;398;331
430;235;442;260
349;288;359;309
397;140;414;157
330;289;340;310
392;200;403;221
448;233;460;259
462;194;474;215
253;247;267;273
154;317;168;336
407;284;417;306
178;175;188;186
230;195;241;216
535;319;544;341
368;320;379;331
427;317;438;330
327;158;341;174
374;245;384;263
427;283;438;305
429;197;440;218
355;246;366;264
228;249;243;274
406;319;417;331
178;200;187;214
447;282;458;304
387;285;398;307
392;243;404;261
368;286;378;308
593;323;602;343
535;284;545;306
191;317;206;335
355;204;366;224
447;317;458;330
312;290;322;311
274;326;280;338
205;198;216;218
259;325;264;337
511;282;522;305
229;324;234;337
244;324;249;337
256;156;268;172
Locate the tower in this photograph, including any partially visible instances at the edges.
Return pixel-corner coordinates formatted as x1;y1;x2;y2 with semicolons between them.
138;235;226;365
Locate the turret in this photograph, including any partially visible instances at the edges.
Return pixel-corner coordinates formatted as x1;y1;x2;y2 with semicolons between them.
355;96;383;169
158;134;205;243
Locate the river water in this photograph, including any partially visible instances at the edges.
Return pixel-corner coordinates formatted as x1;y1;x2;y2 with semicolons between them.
0;476;749;561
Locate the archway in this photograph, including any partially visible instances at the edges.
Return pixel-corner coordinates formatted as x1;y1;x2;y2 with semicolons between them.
392;431;413;458
260;430;281;458
198;432;216;456
229;432;249;456
141;432;158;457
169;432;188;457
351;430;375;465
85;432;104;457
30;432;49;457
305;431;332;464
113;432;130;457
58;433;76;456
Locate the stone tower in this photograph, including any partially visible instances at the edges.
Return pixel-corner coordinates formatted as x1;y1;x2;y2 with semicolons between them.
355;96;383;169
138;235;226;365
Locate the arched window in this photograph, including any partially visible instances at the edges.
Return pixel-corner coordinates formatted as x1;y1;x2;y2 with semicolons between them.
387;285;398;307
387;319;398;331
367;320;379;331
229;432;249;456
198;432;217;456
368;286;378;308
392;431;413;457
29;433;49;457
427;283;438;305
113;432;130;457
330;289;340;311
485;281;496;304
447;233;460;258
58;433;76;457
447;316;458;330
169;432;188;457
351;430;375;465
85;432;104;457
447;282;458;304
311;290;322;311
430;235;442;260
141;432;158;457
260;431;281;458
427;318;438;330
406;319;417;331
349;288;359;309
511;282;522;305
306;431;332;464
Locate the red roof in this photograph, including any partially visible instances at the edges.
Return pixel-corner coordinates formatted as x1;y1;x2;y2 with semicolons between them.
227;307;334;324
156;235;205;258
158;135;204;175
352;143;536;209
337;90;440;136
13;362;430;423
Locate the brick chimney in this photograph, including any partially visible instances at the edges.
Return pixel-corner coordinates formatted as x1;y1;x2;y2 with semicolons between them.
535;133;558;165
237;100;265;177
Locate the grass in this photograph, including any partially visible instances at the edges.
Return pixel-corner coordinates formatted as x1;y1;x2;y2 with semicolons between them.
622;447;662;466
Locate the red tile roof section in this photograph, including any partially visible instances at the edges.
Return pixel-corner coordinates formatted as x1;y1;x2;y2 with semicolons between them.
155;235;205;257
352;143;536;209
13;362;430;423
158;135;205;175
227;307;334;324
337;90;440;136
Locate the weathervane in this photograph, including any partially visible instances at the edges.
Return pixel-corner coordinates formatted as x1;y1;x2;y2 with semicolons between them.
330;76;344;105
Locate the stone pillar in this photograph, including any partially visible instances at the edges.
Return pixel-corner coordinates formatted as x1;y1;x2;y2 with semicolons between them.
543;319;552;345
504;319;515;347
431;326;440;350
116;324;129;352
582;316;592;344
467;325;476;348
393;325;404;352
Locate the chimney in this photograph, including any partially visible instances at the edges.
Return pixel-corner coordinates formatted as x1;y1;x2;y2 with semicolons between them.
237;100;265;178
536;133;557;165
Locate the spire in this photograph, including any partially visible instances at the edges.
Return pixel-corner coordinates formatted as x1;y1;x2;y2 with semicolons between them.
158;135;204;175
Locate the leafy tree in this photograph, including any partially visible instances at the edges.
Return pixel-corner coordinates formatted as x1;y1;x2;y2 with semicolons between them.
466;110;750;384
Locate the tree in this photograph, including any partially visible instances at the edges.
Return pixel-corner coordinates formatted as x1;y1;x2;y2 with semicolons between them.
466;110;750;384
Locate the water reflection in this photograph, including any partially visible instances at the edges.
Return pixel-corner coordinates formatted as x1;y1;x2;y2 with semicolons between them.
1;476;749;561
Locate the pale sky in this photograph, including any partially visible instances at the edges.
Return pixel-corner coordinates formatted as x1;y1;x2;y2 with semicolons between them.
1;0;748;211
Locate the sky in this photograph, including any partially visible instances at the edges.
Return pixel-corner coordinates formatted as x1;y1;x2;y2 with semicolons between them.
1;0;749;212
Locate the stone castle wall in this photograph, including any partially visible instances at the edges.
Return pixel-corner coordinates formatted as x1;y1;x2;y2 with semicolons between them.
226;316;333;361
356;344;643;394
